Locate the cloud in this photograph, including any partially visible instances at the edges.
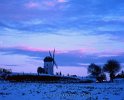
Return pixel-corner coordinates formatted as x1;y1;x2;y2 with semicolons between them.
0;0;124;37
0;0;124;70
0;46;46;56
1;13;124;37
24;0;69;10
24;1;55;9
4;64;19;67
0;46;124;67
57;0;68;3
25;2;40;9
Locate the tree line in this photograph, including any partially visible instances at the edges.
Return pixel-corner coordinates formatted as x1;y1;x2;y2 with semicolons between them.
88;59;121;82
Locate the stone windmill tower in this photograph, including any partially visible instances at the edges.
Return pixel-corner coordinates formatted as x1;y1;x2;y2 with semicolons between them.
43;49;58;75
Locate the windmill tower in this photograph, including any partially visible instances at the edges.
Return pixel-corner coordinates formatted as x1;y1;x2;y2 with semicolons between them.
43;49;58;75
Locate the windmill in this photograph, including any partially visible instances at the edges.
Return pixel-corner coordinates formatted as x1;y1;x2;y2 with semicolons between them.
43;49;58;75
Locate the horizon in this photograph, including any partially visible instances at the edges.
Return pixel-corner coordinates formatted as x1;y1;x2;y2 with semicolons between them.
0;0;124;76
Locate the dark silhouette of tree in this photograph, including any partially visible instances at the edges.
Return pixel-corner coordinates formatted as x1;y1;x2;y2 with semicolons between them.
120;70;124;78
0;68;12;74
60;71;62;76
103;60;121;82
88;63;103;82
56;72;58;75
0;68;3;73
122;70;124;75
88;63;101;77
37;67;44;75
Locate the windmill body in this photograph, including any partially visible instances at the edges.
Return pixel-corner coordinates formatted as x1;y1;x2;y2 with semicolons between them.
44;56;54;75
43;49;58;75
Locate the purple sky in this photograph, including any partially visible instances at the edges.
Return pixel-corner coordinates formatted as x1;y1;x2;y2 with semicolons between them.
0;0;124;76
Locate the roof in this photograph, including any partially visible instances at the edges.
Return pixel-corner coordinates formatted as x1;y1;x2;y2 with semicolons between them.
44;56;53;62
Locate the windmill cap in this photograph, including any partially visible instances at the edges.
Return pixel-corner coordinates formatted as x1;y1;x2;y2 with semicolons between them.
44;56;53;62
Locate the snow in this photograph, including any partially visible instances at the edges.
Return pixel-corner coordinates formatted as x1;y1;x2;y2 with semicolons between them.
0;79;124;100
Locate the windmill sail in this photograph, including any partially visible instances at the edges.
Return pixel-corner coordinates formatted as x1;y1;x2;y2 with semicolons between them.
49;51;52;58
54;60;58;68
53;49;55;58
53;49;58;69
49;49;58;69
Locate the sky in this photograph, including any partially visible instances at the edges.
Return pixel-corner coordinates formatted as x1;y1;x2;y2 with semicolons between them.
0;0;124;76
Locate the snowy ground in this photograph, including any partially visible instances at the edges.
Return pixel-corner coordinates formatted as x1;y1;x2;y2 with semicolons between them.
0;79;124;100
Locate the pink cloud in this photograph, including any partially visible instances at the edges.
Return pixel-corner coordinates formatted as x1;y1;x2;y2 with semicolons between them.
57;0;68;3
17;46;44;52
43;0;68;7
25;2;40;9
0;46;95;55
24;0;68;10
0;46;45;52
43;1;56;7
1;45;124;57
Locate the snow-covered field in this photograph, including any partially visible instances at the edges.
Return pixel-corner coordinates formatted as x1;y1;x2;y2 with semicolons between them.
0;79;124;100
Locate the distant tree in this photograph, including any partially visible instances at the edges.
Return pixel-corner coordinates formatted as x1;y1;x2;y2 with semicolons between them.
56;72;58;75
122;70;124;75
60;71;62;76
5;69;12;74
0;68;3;73
88;63;101;77
37;67;44;75
0;68;12;74
120;70;124;78
116;70;124;78
103;60;121;82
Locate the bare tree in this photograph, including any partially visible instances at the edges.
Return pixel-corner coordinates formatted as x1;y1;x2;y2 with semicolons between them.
103;60;121;82
88;63;101;77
